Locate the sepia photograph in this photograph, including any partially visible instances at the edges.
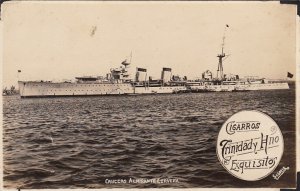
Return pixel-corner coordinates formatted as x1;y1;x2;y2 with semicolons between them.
1;1;297;189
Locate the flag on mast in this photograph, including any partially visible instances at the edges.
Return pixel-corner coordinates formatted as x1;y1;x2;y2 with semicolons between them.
287;72;293;78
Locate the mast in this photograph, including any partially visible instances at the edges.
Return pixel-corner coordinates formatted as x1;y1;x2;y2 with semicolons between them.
217;24;229;80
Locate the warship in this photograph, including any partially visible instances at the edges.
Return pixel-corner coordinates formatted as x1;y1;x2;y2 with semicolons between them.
18;26;289;98
17;57;289;98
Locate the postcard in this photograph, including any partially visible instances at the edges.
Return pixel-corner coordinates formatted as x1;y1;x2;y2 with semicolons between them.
1;1;298;190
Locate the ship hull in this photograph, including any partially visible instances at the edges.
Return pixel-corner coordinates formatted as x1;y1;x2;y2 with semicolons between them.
18;81;187;98
18;81;134;98
18;81;290;98
134;86;187;94
247;83;289;90
189;83;289;92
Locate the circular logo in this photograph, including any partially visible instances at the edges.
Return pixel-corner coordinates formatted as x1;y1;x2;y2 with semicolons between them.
216;110;284;181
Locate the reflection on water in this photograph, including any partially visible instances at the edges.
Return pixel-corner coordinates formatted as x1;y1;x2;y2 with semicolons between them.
3;89;296;188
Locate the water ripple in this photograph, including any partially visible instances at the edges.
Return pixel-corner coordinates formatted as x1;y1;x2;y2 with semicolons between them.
3;89;296;188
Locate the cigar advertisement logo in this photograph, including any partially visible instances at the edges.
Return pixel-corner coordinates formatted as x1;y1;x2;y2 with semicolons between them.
216;110;284;181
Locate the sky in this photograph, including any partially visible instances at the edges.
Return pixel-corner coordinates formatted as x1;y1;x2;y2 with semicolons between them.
1;1;296;87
